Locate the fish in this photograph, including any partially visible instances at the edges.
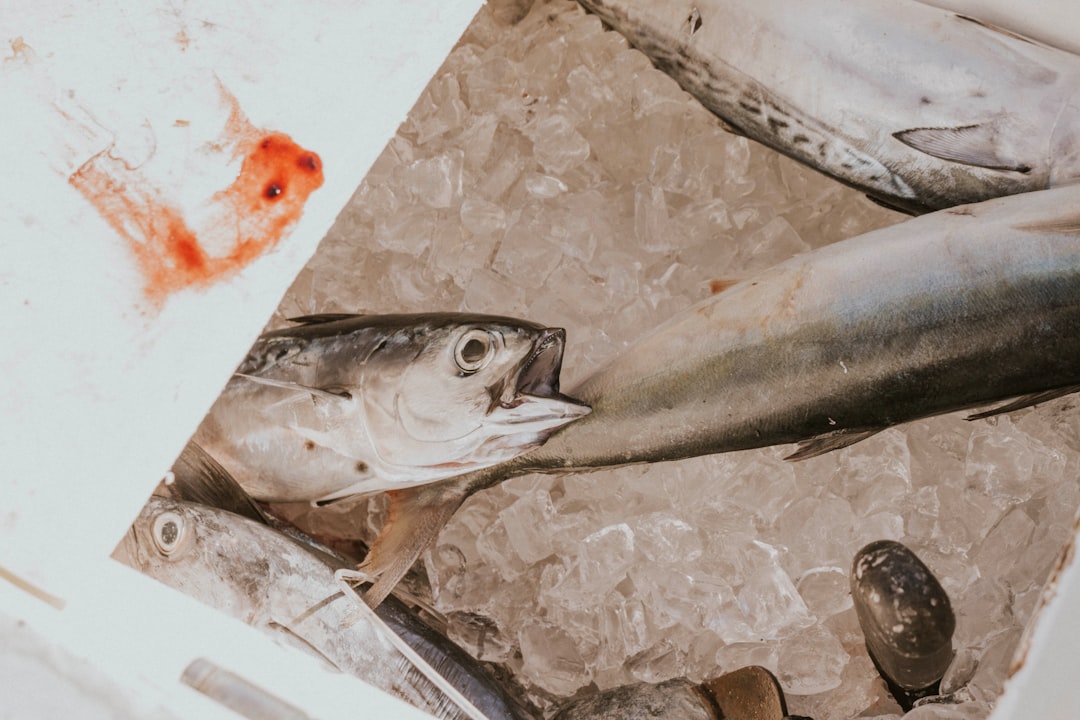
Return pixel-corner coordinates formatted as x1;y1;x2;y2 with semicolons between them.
113;495;533;720
153;449;798;719
194;312;589;505
575;0;1080;213
354;182;1080;606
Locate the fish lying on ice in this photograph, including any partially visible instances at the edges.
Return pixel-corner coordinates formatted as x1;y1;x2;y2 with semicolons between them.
194;313;589;504
355;182;1080;605
502;190;1080;471
156;446;799;719
160;441;538;719
576;0;1080;213
113;495;531;720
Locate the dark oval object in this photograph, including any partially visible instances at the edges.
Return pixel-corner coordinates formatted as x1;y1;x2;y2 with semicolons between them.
851;540;955;692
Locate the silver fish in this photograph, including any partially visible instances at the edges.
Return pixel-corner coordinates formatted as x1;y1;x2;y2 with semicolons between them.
356;183;1080;606
113;496;524;720
194;313;589;503
501;183;1080;468
162;442;536;719
576;0;1080;213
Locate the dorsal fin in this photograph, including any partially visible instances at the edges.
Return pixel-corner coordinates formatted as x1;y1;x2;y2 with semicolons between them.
234;373;353;401
287;313;364;325
163;442;269;524
893;124;1032;173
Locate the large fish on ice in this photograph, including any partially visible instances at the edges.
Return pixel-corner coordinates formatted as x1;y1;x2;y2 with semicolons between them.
194;313;589;503
358;182;1080;605
577;0;1080;213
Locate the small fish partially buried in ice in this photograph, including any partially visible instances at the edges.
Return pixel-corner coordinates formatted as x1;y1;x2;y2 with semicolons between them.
576;0;1080;213
851;540;955;712
195;312;589;504
113;495;529;720
355;182;1080;606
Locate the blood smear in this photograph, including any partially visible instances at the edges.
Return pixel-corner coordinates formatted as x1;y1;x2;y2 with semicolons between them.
68;93;323;304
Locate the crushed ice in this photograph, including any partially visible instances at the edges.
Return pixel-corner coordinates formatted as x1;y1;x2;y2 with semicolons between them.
272;1;1080;717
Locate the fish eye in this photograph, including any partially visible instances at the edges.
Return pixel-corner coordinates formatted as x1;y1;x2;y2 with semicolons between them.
454;329;495;373
152;511;185;555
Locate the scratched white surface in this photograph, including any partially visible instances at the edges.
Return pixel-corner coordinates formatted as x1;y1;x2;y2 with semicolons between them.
0;0;479;716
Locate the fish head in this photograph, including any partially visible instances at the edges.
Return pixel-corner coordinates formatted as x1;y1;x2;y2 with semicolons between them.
112;498;269;613
113;497;200;572
364;316;590;476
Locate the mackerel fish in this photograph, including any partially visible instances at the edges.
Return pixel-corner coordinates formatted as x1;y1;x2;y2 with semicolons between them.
577;0;1080;213
355;183;1080;606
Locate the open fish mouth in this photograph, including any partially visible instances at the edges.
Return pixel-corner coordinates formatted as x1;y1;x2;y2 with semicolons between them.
514;328;584;405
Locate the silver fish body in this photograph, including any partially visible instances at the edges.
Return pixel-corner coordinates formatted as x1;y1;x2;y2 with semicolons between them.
487;182;1080;473
114;497;529;720
359;184;1080;605
577;0;1080;213
195;313;588;503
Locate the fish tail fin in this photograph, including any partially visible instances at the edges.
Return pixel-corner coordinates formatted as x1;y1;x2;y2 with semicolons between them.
358;480;471;608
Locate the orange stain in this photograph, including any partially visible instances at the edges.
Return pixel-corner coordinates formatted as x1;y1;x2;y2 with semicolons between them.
708;278;739;295
67;87;323;304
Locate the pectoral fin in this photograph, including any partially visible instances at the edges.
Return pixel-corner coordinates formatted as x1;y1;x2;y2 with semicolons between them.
965;385;1080;420
893;124;1032;173
715;116;747;137
357;479;472;608
287;313;364;325
784;428;882;461
864;193;924;216
266;620;343;673
234;373;353;401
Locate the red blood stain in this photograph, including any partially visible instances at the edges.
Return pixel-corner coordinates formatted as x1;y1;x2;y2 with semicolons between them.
68;89;323;304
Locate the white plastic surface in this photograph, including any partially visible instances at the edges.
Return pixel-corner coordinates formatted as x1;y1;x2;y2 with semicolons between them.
2;0;1080;718
0;0;480;716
